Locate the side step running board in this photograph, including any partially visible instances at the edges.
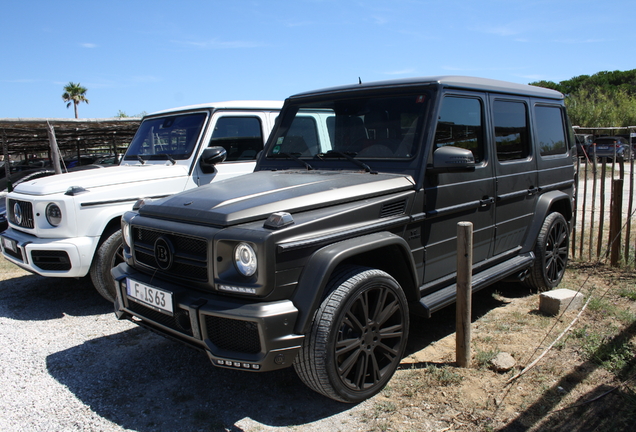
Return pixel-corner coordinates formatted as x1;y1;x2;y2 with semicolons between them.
417;253;534;318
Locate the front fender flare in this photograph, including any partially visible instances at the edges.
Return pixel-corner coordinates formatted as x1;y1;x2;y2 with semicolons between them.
290;231;417;335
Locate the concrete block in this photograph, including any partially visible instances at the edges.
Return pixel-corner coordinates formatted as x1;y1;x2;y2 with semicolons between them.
539;289;584;316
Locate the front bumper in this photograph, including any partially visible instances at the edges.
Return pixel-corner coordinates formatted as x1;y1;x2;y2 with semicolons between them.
112;263;304;372
0;228;98;277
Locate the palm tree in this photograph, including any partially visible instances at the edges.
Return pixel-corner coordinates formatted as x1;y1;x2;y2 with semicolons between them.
62;82;89;118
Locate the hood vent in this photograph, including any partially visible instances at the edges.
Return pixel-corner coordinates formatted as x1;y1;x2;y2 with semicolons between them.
380;199;406;218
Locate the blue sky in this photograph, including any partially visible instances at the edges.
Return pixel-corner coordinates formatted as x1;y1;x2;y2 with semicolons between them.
2;0;634;119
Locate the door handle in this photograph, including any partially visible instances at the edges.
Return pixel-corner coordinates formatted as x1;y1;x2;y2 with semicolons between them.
480;197;495;207
528;187;539;195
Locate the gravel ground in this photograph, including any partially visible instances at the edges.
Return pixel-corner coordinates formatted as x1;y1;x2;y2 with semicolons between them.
0;261;374;432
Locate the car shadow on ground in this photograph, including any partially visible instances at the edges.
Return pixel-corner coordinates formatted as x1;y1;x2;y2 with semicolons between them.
46;328;351;431
405;281;534;360
0;272;112;320
43;280;535;431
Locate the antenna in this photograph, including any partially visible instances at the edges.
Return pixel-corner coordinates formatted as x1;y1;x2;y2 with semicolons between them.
358;77;362;84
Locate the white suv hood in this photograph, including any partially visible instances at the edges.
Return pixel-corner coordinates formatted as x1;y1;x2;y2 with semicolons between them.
13;164;190;196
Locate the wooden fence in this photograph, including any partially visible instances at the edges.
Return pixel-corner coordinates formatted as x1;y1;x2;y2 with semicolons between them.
571;156;636;266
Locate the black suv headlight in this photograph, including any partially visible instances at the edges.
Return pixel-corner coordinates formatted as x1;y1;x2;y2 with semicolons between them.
234;242;257;277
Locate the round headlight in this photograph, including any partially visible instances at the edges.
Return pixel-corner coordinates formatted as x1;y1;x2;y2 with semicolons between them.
234;242;257;277
122;221;132;247
45;203;62;226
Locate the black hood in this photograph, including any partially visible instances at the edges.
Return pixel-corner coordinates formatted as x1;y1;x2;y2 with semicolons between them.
139;170;415;227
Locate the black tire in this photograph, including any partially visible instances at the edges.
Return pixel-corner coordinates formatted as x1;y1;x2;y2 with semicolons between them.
89;229;124;302
524;212;569;292
294;266;409;403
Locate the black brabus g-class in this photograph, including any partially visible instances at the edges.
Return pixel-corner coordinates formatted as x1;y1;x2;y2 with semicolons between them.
113;76;575;402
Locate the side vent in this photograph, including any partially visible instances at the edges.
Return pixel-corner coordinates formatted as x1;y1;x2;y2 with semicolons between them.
380;200;406;218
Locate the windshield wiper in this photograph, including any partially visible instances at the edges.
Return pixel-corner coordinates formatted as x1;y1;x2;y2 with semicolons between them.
136;154;176;165
270;152;314;170
317;151;377;174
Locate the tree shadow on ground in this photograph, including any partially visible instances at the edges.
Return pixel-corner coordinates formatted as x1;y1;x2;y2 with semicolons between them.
499;320;636;431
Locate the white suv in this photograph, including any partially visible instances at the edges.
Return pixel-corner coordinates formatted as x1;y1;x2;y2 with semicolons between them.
1;100;282;301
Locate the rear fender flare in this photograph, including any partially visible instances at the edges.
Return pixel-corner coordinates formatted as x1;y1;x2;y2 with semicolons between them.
522;190;572;253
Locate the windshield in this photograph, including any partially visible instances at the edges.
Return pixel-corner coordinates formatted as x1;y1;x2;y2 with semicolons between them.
266;93;429;160
124;112;207;161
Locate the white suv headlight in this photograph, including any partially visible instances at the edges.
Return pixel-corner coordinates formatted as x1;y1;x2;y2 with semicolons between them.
45;203;62;226
234;242;257;277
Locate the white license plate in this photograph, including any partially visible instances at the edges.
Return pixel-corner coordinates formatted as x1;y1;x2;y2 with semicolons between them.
126;278;174;314
1;236;17;253
598;146;609;150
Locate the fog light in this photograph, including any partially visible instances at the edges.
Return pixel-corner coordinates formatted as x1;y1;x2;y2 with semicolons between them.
218;284;257;295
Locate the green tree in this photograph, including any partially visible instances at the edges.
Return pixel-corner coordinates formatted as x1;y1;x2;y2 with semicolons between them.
531;69;636;127
62;82;89;118
115;110;147;118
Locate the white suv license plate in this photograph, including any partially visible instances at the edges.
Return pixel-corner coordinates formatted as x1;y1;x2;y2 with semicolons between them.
1;236;17;253
126;278;174;315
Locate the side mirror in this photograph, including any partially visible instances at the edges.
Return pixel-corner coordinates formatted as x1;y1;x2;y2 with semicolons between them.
428;146;475;173
199;146;227;173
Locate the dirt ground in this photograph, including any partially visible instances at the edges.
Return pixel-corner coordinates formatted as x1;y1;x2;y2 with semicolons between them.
366;261;636;432
1;256;635;431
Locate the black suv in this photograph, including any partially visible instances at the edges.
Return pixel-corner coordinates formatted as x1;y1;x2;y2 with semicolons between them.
113;76;575;402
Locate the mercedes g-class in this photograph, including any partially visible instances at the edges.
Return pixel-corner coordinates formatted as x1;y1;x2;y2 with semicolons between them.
1;101;282;301
112;77;575;402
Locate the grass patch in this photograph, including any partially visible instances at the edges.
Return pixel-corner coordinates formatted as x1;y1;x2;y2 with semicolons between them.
474;349;499;369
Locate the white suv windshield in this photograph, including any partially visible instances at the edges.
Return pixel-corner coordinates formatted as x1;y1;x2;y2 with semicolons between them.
124;113;207;161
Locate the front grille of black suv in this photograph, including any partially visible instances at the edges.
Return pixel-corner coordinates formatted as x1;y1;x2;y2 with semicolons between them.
131;227;208;281
8;199;35;229
205;315;261;354
128;300;194;337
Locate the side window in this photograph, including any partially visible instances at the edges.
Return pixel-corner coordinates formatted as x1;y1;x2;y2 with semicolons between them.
272;114;325;157
494;100;530;161
434;96;484;163
209;116;263;161
285;116;320;155
534;105;567;156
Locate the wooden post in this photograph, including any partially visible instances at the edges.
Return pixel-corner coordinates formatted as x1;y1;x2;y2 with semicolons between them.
609;178;623;266
597;159;607;258
46;122;63;174
2;129;10;179
571;157;579;258
456;221;473;368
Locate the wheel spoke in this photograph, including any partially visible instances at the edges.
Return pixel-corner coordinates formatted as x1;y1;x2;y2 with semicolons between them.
352;352;369;389
342;309;365;334
336;337;361;356
375;297;400;327
379;323;403;340
339;346;363;378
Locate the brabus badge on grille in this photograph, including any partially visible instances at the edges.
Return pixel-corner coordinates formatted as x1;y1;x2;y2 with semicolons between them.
13;203;22;225
154;236;174;270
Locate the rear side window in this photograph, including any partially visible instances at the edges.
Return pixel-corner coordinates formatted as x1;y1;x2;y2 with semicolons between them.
434;96;484;163
534;105;567;156
209;116;263;161
493;100;530;161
